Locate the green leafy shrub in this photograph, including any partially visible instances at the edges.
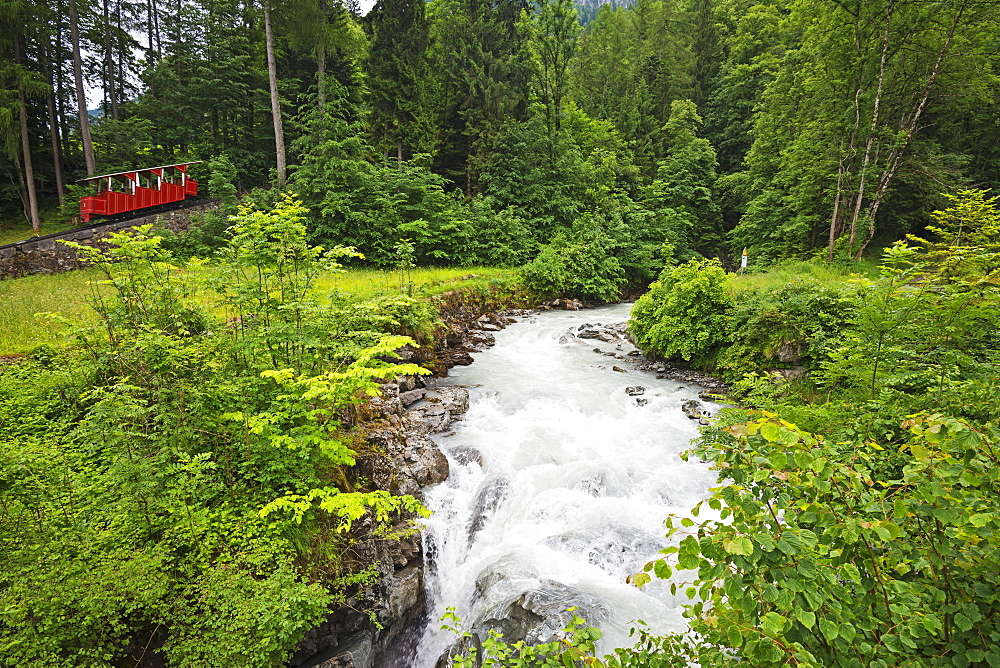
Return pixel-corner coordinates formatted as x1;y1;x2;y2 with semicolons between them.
1;196;434;667
520;216;627;302
629;259;732;364
716;278;856;378
628;414;1000;668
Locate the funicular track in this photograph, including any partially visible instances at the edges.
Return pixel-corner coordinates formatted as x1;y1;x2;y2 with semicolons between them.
0;198;218;254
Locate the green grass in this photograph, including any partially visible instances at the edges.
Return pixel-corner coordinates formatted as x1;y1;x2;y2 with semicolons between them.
0;265;516;356
726;258;879;292
316;266;515;300
0;209;80;246
0;269;105;355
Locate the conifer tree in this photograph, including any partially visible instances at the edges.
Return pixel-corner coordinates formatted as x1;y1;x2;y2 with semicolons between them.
366;0;431;164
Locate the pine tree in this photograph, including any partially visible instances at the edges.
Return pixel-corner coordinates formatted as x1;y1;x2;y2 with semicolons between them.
366;0;431;164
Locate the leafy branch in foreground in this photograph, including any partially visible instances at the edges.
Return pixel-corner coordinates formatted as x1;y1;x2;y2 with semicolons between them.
441;608;604;667
629;413;1000;668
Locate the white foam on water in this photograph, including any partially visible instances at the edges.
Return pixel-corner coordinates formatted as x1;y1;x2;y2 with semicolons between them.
411;304;717;665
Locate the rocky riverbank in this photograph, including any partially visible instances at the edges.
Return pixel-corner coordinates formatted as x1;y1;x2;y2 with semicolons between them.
291;300;728;668
288;301;538;668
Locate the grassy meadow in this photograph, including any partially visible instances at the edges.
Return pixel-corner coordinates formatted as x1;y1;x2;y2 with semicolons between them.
0;265;514;357
725;258;879;292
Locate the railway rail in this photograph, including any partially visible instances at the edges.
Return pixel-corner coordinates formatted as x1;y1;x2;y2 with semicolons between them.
0;197;217;254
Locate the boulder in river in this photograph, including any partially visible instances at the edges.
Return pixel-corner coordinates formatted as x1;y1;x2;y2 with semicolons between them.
468;478;509;542
681;399;705;420
470;580;611;646
625;386;645;396
451;445;484;467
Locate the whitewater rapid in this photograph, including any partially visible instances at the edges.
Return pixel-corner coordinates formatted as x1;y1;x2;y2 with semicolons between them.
411;303;717;665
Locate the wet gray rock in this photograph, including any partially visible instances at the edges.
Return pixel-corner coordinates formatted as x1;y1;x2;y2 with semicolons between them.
681;399;705;420
384;564;424;638
398;388;427;407
471;580;611;646
402;434;450;486
775;342;802;363
449;352;475;366
427;386;470;415
625;386;645;396
468;478;509;541
636;398;648;406
406;387;469;434
390;523;422;567
767;366;808;383
612;366;627;373
316;632;374;668
452;446;484;467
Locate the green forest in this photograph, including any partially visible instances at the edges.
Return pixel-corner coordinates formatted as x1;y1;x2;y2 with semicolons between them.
3;0;1000;665
6;0;1000;276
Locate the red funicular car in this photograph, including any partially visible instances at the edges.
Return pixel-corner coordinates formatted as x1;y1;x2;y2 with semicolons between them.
78;162;202;223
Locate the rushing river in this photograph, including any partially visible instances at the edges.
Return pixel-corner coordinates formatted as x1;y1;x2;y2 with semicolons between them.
410;303;718;665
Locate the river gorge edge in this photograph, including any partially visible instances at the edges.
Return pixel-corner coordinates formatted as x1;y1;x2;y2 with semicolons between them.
291;288;731;668
288;287;550;668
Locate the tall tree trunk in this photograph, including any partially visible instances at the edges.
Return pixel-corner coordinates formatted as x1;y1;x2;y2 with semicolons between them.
43;37;67;205
855;0;966;259
153;0;163;60
847;0;892;254
116;0;125;112
55;13;69;157
264;0;286;187
148;0;156;58
69;0;96;175
15;37;41;233
18;89;41;232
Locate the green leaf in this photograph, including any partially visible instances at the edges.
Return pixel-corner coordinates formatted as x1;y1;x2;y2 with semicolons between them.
955;612;974;632
722;536;754;556
795;609;816;629
760;423;781;442
653;560;673;579
628;572;651;588
761;611;787;636
969;513;992;528
819;618;839;642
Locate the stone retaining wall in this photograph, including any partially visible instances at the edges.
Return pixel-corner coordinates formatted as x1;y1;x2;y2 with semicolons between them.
0;200;220;280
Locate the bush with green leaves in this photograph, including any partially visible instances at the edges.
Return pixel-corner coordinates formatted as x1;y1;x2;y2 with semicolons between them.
623;413;1000;668
0;196;434;667
629;259;732;364
818;242;999;411
716;278;857;379
443;609;605;667
520;215;628;302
